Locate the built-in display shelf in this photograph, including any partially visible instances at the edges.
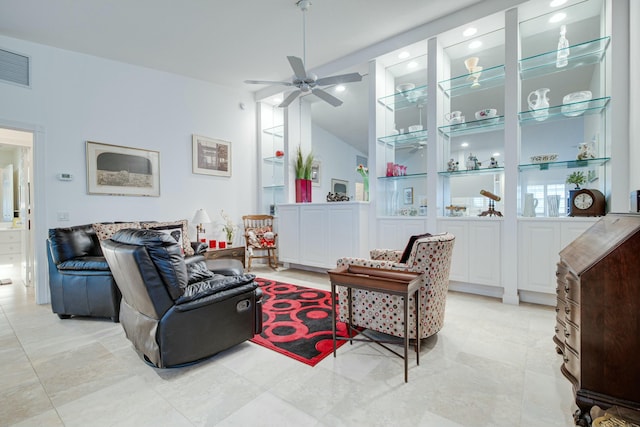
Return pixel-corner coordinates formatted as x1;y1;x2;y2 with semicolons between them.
378;130;428;146
438;116;504;137
519;36;610;80
438;167;504;177
518;96;610;124
518;157;610;171
377;173;428;181
438;64;505;97
377;84;427;111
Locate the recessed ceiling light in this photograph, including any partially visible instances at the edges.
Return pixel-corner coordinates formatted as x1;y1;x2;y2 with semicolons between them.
463;27;477;37
493;152;501;157
335;85;345;92
468;40;483;49
398;51;410;59
461;142;469;148
550;0;567;7
549;12;566;23
407;61;418;69
273;97;282;104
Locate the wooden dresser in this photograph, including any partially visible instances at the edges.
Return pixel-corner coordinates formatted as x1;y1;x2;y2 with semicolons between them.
555;214;640;425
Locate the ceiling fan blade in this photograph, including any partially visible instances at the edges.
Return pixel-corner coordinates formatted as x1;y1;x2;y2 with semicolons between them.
278;90;302;108
244;79;293;86
312;88;343;107
315;72;363;86
287;56;307;80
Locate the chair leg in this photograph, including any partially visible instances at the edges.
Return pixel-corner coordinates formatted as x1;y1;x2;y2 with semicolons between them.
247;255;252;272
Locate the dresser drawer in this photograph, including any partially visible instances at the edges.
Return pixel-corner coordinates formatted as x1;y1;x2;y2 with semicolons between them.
0;242;21;255
564;299;580;329
562;344;580;384
563;320;580;355
0;230;21;242
564;272;580;305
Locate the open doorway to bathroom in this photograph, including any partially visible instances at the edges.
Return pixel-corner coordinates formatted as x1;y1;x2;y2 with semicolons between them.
0;127;34;287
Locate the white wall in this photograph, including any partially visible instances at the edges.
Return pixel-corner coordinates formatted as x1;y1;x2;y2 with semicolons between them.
312;123;367;201
0;35;258;303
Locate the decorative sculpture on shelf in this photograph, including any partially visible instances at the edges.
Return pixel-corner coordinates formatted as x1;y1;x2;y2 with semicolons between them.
327;192;350;202
478;189;503;217
447;158;459;172
466;153;481;170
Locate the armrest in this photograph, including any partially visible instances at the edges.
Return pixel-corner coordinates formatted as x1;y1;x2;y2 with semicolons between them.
175;283;259;312
336;257;407;271
369;249;402;261
176;273;257;305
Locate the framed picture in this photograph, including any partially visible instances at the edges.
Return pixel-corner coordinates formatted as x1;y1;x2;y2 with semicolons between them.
192;134;231;177
86;141;160;196
331;179;348;195
311;161;321;186
403;187;414;204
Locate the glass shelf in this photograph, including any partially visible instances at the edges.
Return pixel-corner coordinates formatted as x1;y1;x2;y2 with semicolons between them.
519;37;610;80
438;64;505;97
377;172;428;181
377;84;427;111
263;156;284;164
378;129;428;147
518;157;610;171
263;125;284;137
263;184;284;189
438;167;504;177
518;96;610;124
438;116;504;137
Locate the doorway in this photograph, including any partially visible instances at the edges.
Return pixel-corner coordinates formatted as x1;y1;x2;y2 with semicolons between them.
0;127;34;287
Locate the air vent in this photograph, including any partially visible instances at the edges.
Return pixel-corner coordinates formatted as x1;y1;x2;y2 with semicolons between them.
0;48;30;87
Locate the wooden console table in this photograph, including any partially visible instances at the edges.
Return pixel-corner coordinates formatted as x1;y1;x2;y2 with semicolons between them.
328;265;423;383
203;246;245;267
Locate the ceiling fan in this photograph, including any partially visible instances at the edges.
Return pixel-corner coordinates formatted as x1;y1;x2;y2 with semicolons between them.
244;0;362;108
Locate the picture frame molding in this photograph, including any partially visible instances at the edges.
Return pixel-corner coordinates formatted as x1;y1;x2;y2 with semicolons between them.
86;141;160;197
311;160;321;187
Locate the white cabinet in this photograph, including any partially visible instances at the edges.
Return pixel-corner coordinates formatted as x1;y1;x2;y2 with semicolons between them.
0;229;24;281
437;219;502;287
277;202;369;269
376;218;428;249
518;218;597;294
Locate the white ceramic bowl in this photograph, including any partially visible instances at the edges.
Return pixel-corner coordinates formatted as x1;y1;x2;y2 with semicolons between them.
562;91;592;117
408;125;423;133
530;153;559;164
396;83;415;93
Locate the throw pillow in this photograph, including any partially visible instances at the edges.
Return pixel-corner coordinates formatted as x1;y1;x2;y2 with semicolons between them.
142;220;194;256
93;222;141;241
399;233;432;264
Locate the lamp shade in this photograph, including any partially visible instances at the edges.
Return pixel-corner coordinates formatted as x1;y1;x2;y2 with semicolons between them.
192;208;211;224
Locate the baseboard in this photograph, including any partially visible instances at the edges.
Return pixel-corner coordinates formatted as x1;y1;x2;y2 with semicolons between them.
518;290;556;306
448;281;504;300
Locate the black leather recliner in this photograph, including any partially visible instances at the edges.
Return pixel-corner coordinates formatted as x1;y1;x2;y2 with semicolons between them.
47;224;122;322
101;228;263;368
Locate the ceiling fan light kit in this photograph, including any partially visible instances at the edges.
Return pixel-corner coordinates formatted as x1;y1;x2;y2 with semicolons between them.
245;0;362;108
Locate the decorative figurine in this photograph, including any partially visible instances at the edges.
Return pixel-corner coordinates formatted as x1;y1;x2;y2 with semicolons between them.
466;153;480;170
447;158;459;172
489;157;499;168
577;142;596;160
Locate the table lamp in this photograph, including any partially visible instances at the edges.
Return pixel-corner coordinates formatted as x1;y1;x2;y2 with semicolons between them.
192;208;211;242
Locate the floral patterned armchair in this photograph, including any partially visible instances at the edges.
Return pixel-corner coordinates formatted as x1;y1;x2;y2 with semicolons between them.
336;232;455;340
242;215;278;271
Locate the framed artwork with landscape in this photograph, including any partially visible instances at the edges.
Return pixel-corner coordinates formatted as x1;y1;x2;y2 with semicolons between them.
192;134;231;177
86;141;160;196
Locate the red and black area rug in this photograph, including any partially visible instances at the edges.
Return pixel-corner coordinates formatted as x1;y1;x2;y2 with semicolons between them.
250;278;357;367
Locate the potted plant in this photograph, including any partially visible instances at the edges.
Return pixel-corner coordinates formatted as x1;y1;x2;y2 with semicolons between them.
294;146;314;202
566;171;586;189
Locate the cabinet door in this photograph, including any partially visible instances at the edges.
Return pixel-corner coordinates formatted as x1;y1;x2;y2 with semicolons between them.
299;205;329;268
518;221;561;293
377;218;428;250
276;205;299;263
327;206;358;266
438;221;468;282
468;221;501;285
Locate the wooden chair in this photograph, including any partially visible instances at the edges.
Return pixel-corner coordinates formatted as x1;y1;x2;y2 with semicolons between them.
242;215;278;271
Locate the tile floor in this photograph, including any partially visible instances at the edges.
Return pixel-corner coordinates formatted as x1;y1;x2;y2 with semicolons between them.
0;266;576;426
